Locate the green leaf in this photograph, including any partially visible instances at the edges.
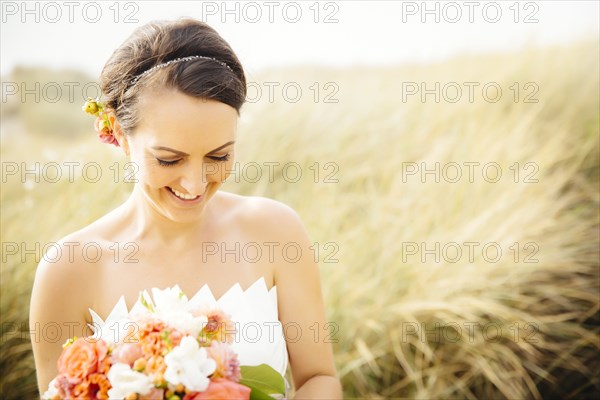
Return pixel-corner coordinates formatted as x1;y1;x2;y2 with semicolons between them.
139;291;154;313
239;364;285;396
247;386;276;400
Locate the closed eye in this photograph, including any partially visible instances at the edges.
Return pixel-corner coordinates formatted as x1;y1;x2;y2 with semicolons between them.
208;154;231;162
156;153;230;167
156;158;181;167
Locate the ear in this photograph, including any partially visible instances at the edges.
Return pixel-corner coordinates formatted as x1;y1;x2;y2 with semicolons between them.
109;113;130;156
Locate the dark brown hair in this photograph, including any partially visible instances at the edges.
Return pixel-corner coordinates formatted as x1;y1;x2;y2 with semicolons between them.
100;18;246;134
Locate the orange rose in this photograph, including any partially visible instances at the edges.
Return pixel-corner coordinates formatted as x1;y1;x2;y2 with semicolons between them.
98;353;112;375
88;373;112;399
145;355;166;375
57;338;106;383
71;378;91;398
141;332;166;357
183;379;251;400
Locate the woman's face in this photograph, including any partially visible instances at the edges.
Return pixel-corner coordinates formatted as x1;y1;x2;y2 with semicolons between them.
119;87;238;223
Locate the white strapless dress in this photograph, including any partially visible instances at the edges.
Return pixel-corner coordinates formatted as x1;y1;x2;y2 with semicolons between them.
88;277;290;392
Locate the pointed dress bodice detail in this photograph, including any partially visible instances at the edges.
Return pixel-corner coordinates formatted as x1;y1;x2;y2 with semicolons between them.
88;277;289;380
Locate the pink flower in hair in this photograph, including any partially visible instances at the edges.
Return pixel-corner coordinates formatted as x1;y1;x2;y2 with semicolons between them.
83;97;120;147
94;112;119;147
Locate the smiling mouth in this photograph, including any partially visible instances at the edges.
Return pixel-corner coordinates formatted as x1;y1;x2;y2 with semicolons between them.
167;186;202;201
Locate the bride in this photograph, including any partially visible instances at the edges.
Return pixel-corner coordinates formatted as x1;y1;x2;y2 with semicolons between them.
30;18;342;399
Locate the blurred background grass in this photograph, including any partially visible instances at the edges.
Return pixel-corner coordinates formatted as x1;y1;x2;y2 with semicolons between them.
1;39;599;399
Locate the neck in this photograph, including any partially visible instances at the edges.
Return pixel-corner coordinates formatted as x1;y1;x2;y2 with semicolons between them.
120;185;213;246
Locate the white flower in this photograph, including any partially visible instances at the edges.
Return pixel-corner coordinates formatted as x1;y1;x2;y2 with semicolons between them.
164;336;216;392
152;286;188;310
152;286;207;337
89;287;208;344
42;378;58;399
107;363;154;399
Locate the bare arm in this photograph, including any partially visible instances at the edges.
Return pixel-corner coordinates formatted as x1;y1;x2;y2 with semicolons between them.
262;201;342;399
292;375;344;399
29;242;92;395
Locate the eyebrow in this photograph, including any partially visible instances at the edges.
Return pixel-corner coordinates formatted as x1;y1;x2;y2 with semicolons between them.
151;141;235;156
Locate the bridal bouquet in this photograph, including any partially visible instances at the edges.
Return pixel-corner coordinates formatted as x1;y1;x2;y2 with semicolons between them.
43;287;285;399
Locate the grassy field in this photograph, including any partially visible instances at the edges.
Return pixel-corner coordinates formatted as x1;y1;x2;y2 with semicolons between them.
1;39;599;398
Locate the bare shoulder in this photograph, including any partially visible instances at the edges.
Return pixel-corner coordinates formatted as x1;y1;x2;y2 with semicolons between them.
216;191;307;240
31;229;100;312
216;195;340;389
215;191;314;289
31;208;125;313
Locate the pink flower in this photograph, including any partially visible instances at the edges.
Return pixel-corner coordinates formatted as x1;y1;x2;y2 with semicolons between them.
183;378;251;400
196;309;236;345
112;343;143;366
206;341;241;382
55;371;111;399
94;113;119;147
56;375;76;397
98;132;120;146
140;387;165;399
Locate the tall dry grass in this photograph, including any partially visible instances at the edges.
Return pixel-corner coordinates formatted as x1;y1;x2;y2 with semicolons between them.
1;40;599;399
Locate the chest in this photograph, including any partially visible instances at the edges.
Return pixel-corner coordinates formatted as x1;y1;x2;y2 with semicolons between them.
86;236;275;321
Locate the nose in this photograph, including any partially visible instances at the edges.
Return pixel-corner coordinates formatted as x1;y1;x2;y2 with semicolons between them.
178;162;210;196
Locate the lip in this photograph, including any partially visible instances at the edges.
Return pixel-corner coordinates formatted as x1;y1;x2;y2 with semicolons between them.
166;186;204;206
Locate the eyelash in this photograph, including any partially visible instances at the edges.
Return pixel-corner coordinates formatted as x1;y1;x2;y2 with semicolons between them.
156;159;180;167
156;154;231;167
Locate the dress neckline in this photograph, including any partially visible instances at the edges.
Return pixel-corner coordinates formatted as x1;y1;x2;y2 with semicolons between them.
200;276;275;302
90;276;277;322
87;275;289;382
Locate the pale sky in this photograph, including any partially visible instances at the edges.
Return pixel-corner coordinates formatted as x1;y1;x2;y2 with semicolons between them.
1;1;598;78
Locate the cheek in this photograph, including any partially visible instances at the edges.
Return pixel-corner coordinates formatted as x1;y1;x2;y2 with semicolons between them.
218;158;235;182
203;157;235;183
145;168;173;188
129;153;171;188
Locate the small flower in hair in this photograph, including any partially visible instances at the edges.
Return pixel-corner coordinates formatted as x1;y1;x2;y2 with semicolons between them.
82;99;100;115
82;97;119;147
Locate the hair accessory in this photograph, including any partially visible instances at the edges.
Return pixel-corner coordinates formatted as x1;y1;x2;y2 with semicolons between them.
82;98;119;147
130;55;234;86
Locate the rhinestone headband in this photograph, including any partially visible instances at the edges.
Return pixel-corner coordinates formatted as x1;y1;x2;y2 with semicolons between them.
130;55;234;86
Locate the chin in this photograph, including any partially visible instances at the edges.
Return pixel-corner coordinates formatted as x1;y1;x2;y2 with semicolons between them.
143;185;217;223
